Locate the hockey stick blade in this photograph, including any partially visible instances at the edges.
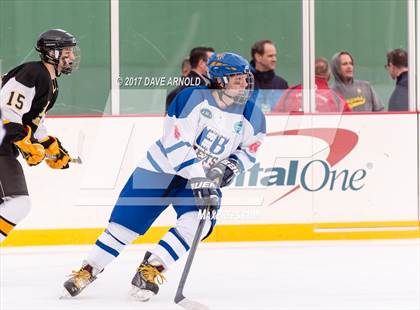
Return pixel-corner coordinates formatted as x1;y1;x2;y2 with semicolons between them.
177;297;210;310
70;156;82;164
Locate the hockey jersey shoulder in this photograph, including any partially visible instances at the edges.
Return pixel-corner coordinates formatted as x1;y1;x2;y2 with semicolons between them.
243;96;266;134
167;86;209;119
2;61;50;89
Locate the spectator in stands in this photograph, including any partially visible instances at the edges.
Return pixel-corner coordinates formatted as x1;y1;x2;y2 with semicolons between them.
331;51;384;112
385;48;408;111
181;57;191;77
274;57;351;113
250;40;288;112
166;46;214;111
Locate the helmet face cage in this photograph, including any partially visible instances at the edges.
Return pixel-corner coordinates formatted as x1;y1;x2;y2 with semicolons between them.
59;45;81;75
39;45;80;75
217;71;254;105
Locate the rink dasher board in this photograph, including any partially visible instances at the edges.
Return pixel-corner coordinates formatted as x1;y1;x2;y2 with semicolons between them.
2;113;419;246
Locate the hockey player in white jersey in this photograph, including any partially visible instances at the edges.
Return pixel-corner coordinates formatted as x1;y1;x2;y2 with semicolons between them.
63;52;266;301
0;29;80;242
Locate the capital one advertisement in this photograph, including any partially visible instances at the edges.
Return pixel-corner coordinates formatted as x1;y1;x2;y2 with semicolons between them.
19;114;419;229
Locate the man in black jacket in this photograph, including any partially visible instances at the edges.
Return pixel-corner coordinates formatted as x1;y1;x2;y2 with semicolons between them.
385;48;408;111
180;56;191;77
250;40;288;112
165;47;214;112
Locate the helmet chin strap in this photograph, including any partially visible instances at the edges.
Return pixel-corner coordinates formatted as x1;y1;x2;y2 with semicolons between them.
216;90;236;107
43;49;62;77
48;61;61;77
215;76;236;106
54;50;62;76
54;65;61;77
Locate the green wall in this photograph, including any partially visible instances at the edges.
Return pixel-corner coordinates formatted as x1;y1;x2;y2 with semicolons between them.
119;0;301;114
316;0;407;108
0;0;111;115
0;0;408;114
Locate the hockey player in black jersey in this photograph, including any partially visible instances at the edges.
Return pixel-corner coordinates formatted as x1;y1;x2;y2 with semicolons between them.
0;108;4;145
0;29;80;243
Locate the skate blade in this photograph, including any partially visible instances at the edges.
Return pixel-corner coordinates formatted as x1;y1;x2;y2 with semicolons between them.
130;286;155;302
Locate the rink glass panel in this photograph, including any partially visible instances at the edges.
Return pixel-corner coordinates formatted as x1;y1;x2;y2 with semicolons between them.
0;0;111;115
315;0;407;111
0;1;409;115
118;0;302;114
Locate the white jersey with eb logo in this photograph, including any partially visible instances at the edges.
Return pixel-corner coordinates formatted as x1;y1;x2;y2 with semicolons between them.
138;86;266;180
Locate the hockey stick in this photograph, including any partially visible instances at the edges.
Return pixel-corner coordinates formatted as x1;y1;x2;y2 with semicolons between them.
174;208;210;310
45;154;82;164
45;131;85;164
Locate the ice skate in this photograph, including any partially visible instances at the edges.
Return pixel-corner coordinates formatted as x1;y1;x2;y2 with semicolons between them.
63;263;98;297
130;251;166;301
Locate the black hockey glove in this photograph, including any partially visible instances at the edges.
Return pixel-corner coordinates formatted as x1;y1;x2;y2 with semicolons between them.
189;177;220;212
207;159;241;187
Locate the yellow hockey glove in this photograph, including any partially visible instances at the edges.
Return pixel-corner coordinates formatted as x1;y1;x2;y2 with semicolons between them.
40;136;70;169
14;126;45;166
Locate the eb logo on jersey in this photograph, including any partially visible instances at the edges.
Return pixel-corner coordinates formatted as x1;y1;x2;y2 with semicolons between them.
196;127;230;155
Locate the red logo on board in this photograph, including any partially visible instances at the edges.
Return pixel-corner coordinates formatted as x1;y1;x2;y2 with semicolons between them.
268;128;359;206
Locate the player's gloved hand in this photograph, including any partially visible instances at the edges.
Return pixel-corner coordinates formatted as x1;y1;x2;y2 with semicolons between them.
13;126;45;166
40;136;70;169
207;158;241;187
189;177;220;212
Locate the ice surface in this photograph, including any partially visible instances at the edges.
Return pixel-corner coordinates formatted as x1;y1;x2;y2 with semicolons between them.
1;240;419;310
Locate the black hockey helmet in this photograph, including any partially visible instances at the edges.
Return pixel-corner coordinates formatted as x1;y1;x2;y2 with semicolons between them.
35;29;80;75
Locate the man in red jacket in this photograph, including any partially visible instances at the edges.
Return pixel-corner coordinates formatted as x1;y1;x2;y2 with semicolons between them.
274;57;351;113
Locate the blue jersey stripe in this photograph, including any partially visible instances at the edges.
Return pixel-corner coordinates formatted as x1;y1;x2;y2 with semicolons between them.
158;240;179;260
105;229;126;246
95;240;120;257
243;99;266;135
155;140;167;157
243;150;256;163
165;141;192;153
147;151;164;172
167;86;207;119
175;158;199;172
169;227;190;251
